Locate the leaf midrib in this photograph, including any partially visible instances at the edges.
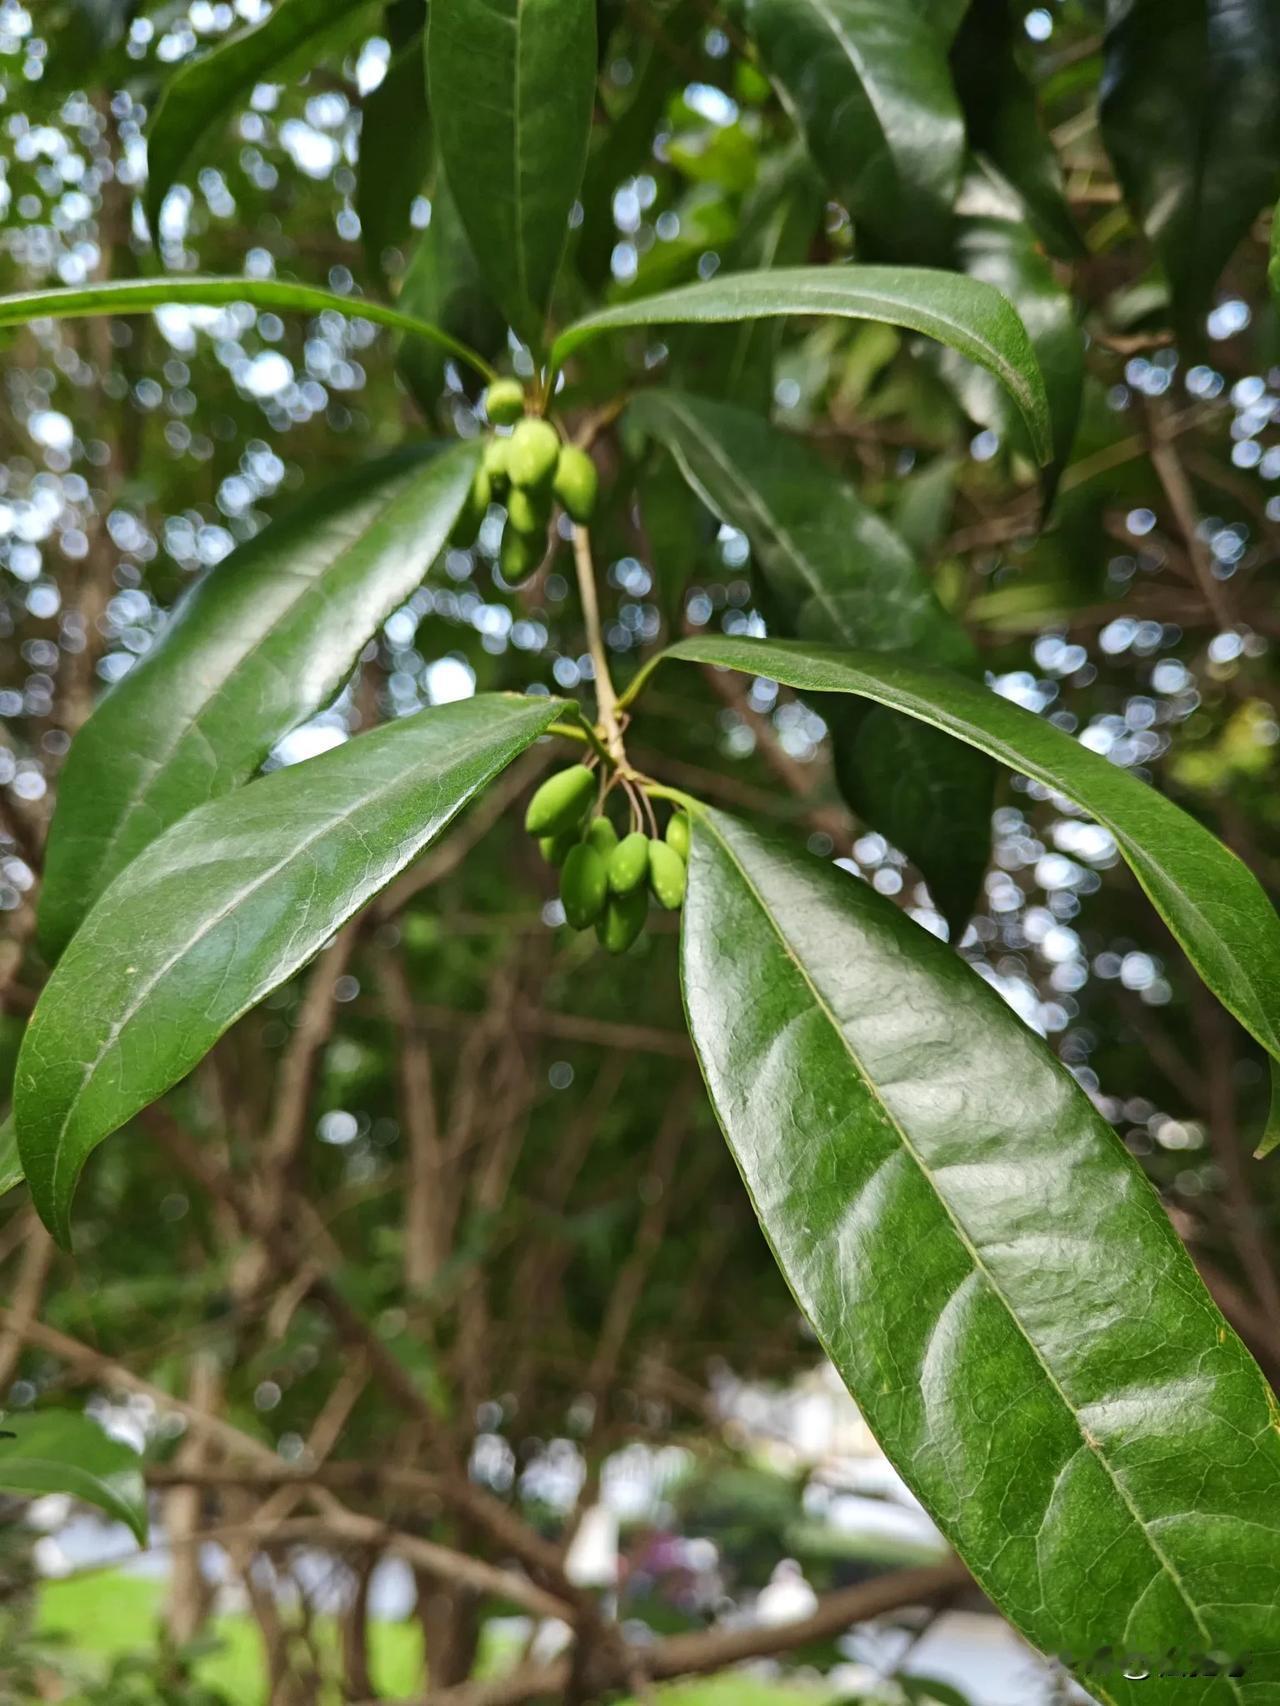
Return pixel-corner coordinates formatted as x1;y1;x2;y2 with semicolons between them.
42;711;536;1211
699;810;1234;1688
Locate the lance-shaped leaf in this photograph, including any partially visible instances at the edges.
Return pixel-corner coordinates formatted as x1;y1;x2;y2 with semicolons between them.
0;278;496;380
39;442;483;961
552;267;1052;463
682;807;1280;1702
628;391;993;932
951;0;1084;260
1099;0;1280;337
655;634;1280;1145
741;0;964;261
357;32;433;280
15;694;566;1246
427;0;596;349
146;0;377;234
0;1411;148;1542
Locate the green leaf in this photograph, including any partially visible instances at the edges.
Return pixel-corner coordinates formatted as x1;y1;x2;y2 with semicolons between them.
16;694;565;1246
951;0;1084;260
0;1411;147;1543
682;807;1280;1701
741;0;965;260
396;174;507;412
552;266;1052;463
39;443;482;962
940;198;1083;487
629;391;993;931
146;0;377;236
655;635;1280;1143
427;0;597;349
1099;0;1280;337
0;277;495;381
0;1113;22;1199
357;33;433;280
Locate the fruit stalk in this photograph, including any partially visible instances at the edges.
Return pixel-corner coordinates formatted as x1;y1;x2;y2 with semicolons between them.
572;522;626;765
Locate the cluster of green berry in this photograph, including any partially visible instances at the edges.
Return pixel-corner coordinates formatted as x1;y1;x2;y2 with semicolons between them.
450;379;599;586
525;765;690;954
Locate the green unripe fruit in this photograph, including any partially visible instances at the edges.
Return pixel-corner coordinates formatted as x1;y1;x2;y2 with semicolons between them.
665;811;691;860
500;522;541;586
483;435;511;491
608;832;650;896
552;445;599;523
539;828;577;867
648;840;687;910
586;815;618;858
525;764;596;837
597;886;647;955
507;485;552;537
560;844;608;930
508;418;561;490
448;463;492;547
484;378;526;426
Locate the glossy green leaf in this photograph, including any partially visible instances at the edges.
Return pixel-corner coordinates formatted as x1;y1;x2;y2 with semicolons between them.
0;1411;148;1543
396;173;508;413
39;442;482;962
654;634;1280;1140
0;1113;22;1198
741;0;964;260
0;277;495;380
16;694;565;1246
951;0;1084;260
629;390;992;931
427;0;597;349
357;33;433;279
1099;0;1280;335
682;806;1280;1702
146;0;376;235
1270;196;1280;304
552;266;1052;463
940;196;1083;486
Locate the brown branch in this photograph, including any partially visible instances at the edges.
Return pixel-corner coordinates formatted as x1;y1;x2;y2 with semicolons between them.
398;1561;969;1706
381;946;448;1289
1145;397;1235;630
0;1214;55;1390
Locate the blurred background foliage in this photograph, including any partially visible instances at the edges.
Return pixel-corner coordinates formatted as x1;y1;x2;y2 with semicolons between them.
0;0;1278;1701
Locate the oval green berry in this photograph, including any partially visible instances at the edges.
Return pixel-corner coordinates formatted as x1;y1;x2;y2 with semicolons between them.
483;435;511;490
597;886;647;955
586;815;618;858
665;811;691;860
484;378;525;426
507;485;552;537
552;445;599;524
608;832;650;896
500;522;541;586
448;462;492;547
539;828;578;867
508;418;561;490
560;844;607;930
648;840;687;910
525;764;596;837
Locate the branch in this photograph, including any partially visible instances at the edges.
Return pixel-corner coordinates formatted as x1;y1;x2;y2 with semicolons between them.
398;1561;969;1706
